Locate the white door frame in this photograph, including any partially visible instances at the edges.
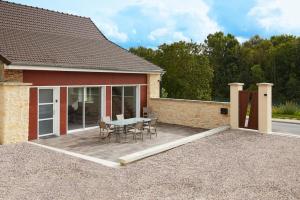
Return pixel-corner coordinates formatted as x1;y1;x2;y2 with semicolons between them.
38;87;60;137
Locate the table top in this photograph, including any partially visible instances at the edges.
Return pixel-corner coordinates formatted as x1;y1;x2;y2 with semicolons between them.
106;117;151;126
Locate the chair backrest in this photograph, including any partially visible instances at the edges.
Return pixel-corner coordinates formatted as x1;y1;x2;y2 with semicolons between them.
150;118;158;126
116;114;124;120
135;121;144;129
102;116;111;123
99;121;107;129
143;107;150;117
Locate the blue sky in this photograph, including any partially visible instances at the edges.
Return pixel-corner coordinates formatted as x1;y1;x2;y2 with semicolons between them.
8;0;300;48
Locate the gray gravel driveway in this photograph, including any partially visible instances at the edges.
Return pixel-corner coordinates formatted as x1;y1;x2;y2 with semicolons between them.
0;129;299;200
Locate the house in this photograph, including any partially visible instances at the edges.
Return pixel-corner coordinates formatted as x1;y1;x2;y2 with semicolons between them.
0;0;162;142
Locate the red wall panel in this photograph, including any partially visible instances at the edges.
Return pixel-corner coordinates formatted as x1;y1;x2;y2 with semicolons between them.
28;88;38;140
140;85;147;116
23;70;147;86
106;86;112;118
60;87;67;135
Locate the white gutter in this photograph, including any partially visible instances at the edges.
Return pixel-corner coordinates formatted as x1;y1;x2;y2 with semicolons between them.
4;64;163;75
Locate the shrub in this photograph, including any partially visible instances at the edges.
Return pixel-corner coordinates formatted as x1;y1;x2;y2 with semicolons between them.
273;101;300;115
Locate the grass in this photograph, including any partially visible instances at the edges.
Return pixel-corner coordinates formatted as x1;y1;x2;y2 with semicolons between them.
272;101;300;120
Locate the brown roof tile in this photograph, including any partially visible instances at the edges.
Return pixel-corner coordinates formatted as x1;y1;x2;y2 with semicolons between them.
0;0;162;73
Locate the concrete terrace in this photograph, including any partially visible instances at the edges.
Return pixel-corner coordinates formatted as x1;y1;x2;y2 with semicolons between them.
33;123;205;162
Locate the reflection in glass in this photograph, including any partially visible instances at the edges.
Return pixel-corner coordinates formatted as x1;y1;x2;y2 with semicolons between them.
85;87;101;127
39;89;53;103
68;88;84;130
39;120;53;135
124;87;136;119
39;104;53;119
112;87;123;120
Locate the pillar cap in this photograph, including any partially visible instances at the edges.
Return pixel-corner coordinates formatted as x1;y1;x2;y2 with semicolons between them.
0;82;32;86
256;83;274;86
228;83;244;86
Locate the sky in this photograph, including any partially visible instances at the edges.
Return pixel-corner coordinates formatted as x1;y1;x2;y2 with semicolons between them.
7;0;300;48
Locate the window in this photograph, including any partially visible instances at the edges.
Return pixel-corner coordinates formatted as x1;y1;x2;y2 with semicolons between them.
68;87;102;131
112;86;137;120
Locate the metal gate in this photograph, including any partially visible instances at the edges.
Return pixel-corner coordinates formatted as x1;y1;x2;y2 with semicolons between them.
239;91;258;130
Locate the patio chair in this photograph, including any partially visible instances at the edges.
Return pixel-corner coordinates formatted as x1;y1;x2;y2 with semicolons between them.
102;116;114;129
129;121;145;141
143;107;150;118
144;118;158;139
102;116;111;123
99;121;114;143
116;114;124;120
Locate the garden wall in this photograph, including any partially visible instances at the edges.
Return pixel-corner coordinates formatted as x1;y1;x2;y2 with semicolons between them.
149;98;230;129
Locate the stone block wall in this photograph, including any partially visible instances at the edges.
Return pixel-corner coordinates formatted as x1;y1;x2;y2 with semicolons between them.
3;69;23;82
149;98;230;129
0;82;31;144
0;62;23;82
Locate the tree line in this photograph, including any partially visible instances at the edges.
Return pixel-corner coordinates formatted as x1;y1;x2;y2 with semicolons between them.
129;32;300;104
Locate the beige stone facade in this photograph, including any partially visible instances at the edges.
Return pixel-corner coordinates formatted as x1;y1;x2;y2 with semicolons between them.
0;82;31;144
0;63;23;82
149;98;230;129
0;61;4;81
229;83;244;129
147;74;160;104
3;69;23;82
257;83;273;134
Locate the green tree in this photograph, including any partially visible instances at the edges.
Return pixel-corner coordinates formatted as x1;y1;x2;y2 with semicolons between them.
204;32;240;100
130;41;214;100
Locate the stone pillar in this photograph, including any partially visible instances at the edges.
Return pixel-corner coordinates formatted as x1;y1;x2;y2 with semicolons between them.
229;83;244;129
147;74;161;105
257;83;273;134
0;82;31;144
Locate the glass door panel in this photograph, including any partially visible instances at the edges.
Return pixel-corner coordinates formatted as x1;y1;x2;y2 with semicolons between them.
68;88;84;130
124;86;136;119
112;87;123;120
85;87;101;128
38;89;54;136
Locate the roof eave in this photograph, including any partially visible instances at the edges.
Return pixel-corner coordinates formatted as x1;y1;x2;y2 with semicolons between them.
0;54;11;65
5;63;163;74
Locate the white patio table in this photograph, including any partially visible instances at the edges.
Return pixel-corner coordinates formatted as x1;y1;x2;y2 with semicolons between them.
106;117;151;142
106;117;151;127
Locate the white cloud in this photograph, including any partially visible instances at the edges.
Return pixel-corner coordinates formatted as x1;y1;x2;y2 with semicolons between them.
138;0;221;43
100;22;128;42
148;28;169;40
90;0;221;44
236;36;248;43
249;0;300;34
173;32;189;42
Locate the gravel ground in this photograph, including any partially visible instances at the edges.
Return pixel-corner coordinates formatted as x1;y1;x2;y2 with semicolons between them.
0;129;299;200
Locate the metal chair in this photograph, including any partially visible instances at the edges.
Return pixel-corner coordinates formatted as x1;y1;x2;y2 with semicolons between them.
144;118;158;139
129;121;145;141
99;121;114;143
116;114;124;120
143;107;149;118
102;116;114;129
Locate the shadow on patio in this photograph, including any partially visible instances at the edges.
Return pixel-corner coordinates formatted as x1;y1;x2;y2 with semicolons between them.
33;123;206;162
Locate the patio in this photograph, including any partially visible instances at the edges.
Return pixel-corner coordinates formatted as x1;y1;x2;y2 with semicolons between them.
33;123;205;162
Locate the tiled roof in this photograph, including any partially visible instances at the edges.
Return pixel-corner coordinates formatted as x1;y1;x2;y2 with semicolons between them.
0;0;162;73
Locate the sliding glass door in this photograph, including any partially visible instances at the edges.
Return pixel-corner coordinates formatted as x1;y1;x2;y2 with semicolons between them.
112;87;123;120
112;86;137;120
68;88;84;130
68;87;102;131
124;86;136;119
85;87;101;128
